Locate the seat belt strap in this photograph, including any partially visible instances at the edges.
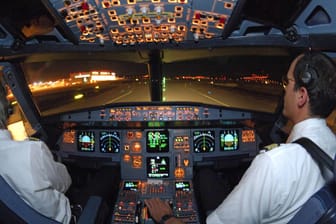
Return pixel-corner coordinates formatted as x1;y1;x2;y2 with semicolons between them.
293;137;333;171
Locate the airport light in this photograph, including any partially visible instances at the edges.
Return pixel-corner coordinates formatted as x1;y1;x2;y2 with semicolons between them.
74;93;84;100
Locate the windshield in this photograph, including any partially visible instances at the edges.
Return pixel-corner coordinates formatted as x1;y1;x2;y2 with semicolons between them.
22;56;286;116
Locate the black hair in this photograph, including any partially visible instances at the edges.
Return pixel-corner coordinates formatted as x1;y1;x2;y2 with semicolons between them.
293;51;336;118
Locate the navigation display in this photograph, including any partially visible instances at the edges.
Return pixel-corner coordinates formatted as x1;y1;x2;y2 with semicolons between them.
77;131;95;152
147;156;170;178
99;131;120;153
220;129;239;151
146;130;169;153
193;130;215;153
123;181;139;191
175;181;191;192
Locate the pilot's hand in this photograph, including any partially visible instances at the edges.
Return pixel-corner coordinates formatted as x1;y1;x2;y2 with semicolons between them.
144;198;174;222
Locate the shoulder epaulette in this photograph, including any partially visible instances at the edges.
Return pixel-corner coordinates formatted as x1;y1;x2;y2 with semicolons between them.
260;143;280;153
26;137;40;141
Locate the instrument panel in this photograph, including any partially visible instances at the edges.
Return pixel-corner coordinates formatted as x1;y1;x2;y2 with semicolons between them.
57;104;260;223
48;0;236;45
58;103;260;179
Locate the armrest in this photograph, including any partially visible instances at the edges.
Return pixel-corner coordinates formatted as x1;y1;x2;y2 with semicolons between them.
77;196;103;224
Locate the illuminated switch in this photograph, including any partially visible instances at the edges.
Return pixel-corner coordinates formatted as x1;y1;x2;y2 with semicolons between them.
155;6;162;13
183;159;189;167
143;18;150;24
155;17;162;25
135;131;142;139
127;131;134;139
108;10;116;16
140;6;148;14
126;8;134;15
145;26;152;31
99;36;104;46
124;144;130;151
178;25;185;31
205;33;212;39
81;1;89;11
112;0;120;5
167;18;175;24
132;141;142;153
174;167;185;179
102;1;110;8
224;2;233;9
193;33;199;42
126;27;134;32
195;12;201;20
131;19;139;25
175;12;182;18
132;156;142;168
175;6;183;12
123;154;131;162
118;20;126;26
219;16;227;24
79;25;86;33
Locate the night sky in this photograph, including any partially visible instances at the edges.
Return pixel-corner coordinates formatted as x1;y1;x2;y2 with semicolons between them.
23;55;291;82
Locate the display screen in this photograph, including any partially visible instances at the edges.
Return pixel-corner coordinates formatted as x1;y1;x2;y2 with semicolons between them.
175;181;191;192
99;131;120;153
147;156;169;178
193;130;215;153
123;181;139;191
146;130;169;153
220;129;239;151
77;131;95;152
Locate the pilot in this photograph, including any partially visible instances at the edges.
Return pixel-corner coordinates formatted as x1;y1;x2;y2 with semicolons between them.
0;78;72;223
145;51;336;223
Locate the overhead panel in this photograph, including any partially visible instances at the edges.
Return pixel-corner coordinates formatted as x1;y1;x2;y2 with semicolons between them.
48;0;236;45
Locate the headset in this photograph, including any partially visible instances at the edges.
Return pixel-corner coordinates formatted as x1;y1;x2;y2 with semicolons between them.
297;54;319;89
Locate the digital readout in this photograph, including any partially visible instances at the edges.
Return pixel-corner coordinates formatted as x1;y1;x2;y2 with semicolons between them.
99;131;120;153
77;131;95;152
146;130;169;153
147;156;169;178
123;181;139;191
175;181;191;191
193;130;215;153
220;129;239;151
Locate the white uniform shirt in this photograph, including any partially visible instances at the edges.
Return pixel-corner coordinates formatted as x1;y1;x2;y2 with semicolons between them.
0;130;72;224
207;118;336;224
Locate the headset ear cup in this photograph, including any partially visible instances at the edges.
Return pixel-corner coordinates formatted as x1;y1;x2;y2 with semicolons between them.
300;64;318;86
301;70;312;84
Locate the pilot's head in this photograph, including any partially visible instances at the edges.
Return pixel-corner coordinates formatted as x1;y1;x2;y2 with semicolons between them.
0;77;9;129
294;52;336;118
283;51;336;121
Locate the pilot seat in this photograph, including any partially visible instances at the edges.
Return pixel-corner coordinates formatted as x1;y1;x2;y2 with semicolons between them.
289;138;336;224
0;175;103;224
